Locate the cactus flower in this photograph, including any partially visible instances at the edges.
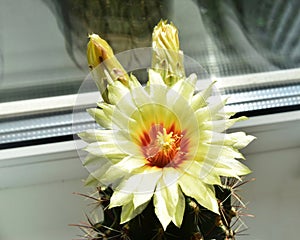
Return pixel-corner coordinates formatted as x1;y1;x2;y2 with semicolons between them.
79;68;255;230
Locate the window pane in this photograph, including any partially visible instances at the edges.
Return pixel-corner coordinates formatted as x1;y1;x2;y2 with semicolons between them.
1;0;300;149
1;0;300;103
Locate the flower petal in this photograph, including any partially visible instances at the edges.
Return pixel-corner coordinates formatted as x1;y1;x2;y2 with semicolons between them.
178;173;219;214
130;83;152;107
107;80;130;105
162;168;185;227
204;144;245;160
110;191;133;208
78;129;120;143
111;155;146;173
97;102;115;118
191;81;216;110
152;168;185;229
174;184;185;228
225;132;256;149
87;108;112;129
204;131;256;149
84;142;127;159
180;160;221;186
100;156;146;185
153;180;172;230
147;84;168;106
171;73;196;103
148;69;166;86
120;201;148;224
133;170;162;209
84;157;114;186
202;116;248;132
215;157;251;178
114;114;137;134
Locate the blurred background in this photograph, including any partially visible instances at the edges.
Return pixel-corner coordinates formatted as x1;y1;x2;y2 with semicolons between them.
0;0;299;239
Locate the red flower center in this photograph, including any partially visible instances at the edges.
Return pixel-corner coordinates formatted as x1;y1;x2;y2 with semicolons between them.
140;123;188;168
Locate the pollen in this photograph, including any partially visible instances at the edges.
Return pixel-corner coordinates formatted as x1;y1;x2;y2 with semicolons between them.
141;125;186;168
157;128;176;150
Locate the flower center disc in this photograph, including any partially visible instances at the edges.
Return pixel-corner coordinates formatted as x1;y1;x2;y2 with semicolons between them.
140;124;187;168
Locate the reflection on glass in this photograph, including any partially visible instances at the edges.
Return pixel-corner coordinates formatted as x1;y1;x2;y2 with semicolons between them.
194;0;300;75
46;0;300;78
1;0;299;102
1;0;299;149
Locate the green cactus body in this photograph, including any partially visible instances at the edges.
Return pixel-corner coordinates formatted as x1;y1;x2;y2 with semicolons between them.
74;177;251;240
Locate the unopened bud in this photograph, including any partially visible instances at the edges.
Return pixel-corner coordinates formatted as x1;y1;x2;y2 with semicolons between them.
152;20;185;85
87;34;130;102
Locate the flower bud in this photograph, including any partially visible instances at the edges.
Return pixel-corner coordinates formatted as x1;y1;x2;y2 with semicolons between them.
152;20;179;51
87;34;114;69
87;34;130;102
152;20;185;86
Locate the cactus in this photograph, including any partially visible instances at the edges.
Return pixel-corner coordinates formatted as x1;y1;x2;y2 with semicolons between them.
73;177;253;240
73;20;254;240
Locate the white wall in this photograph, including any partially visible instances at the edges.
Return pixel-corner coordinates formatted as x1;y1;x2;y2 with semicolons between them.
242;147;300;240
0;179;87;240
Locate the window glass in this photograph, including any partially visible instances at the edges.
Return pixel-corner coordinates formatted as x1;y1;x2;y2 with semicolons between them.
1;0;300;103
1;0;299;148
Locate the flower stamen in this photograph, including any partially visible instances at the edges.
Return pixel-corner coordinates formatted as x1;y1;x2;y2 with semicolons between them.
141;126;185;168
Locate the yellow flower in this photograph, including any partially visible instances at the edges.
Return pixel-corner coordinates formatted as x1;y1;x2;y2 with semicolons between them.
79;69;255;230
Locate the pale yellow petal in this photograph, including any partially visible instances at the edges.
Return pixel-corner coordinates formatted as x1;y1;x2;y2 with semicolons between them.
180;160;221;186
178;173;219;214
153;180;172;230
84;142;127;159
195;107;212;124
161;168;185;227
148;69;166;86
100;156;147;186
171;74;196;103
120;201;148;224
215;157;251;177
201;131;256;149
78;129;119;143
153;169;185;229
87;108;112;129
130;84;152;108
204;144;245;160
225;132;256;149
202;116;248;132
107;80;130;105
100;166;127;186
191;81;216;110
97;102;115;118
146;84;168;106
110;155;146;174
174;184;185;228
84;174;99;186
85;159;112;186
133;171;162;209
111;107;137;132
115;92;137;117
110;191;133;208
128;73;142;88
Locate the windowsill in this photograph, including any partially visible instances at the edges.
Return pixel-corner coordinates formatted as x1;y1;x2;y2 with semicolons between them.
1;109;299;189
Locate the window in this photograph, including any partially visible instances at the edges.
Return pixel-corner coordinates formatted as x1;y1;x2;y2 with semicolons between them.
1;0;300;149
